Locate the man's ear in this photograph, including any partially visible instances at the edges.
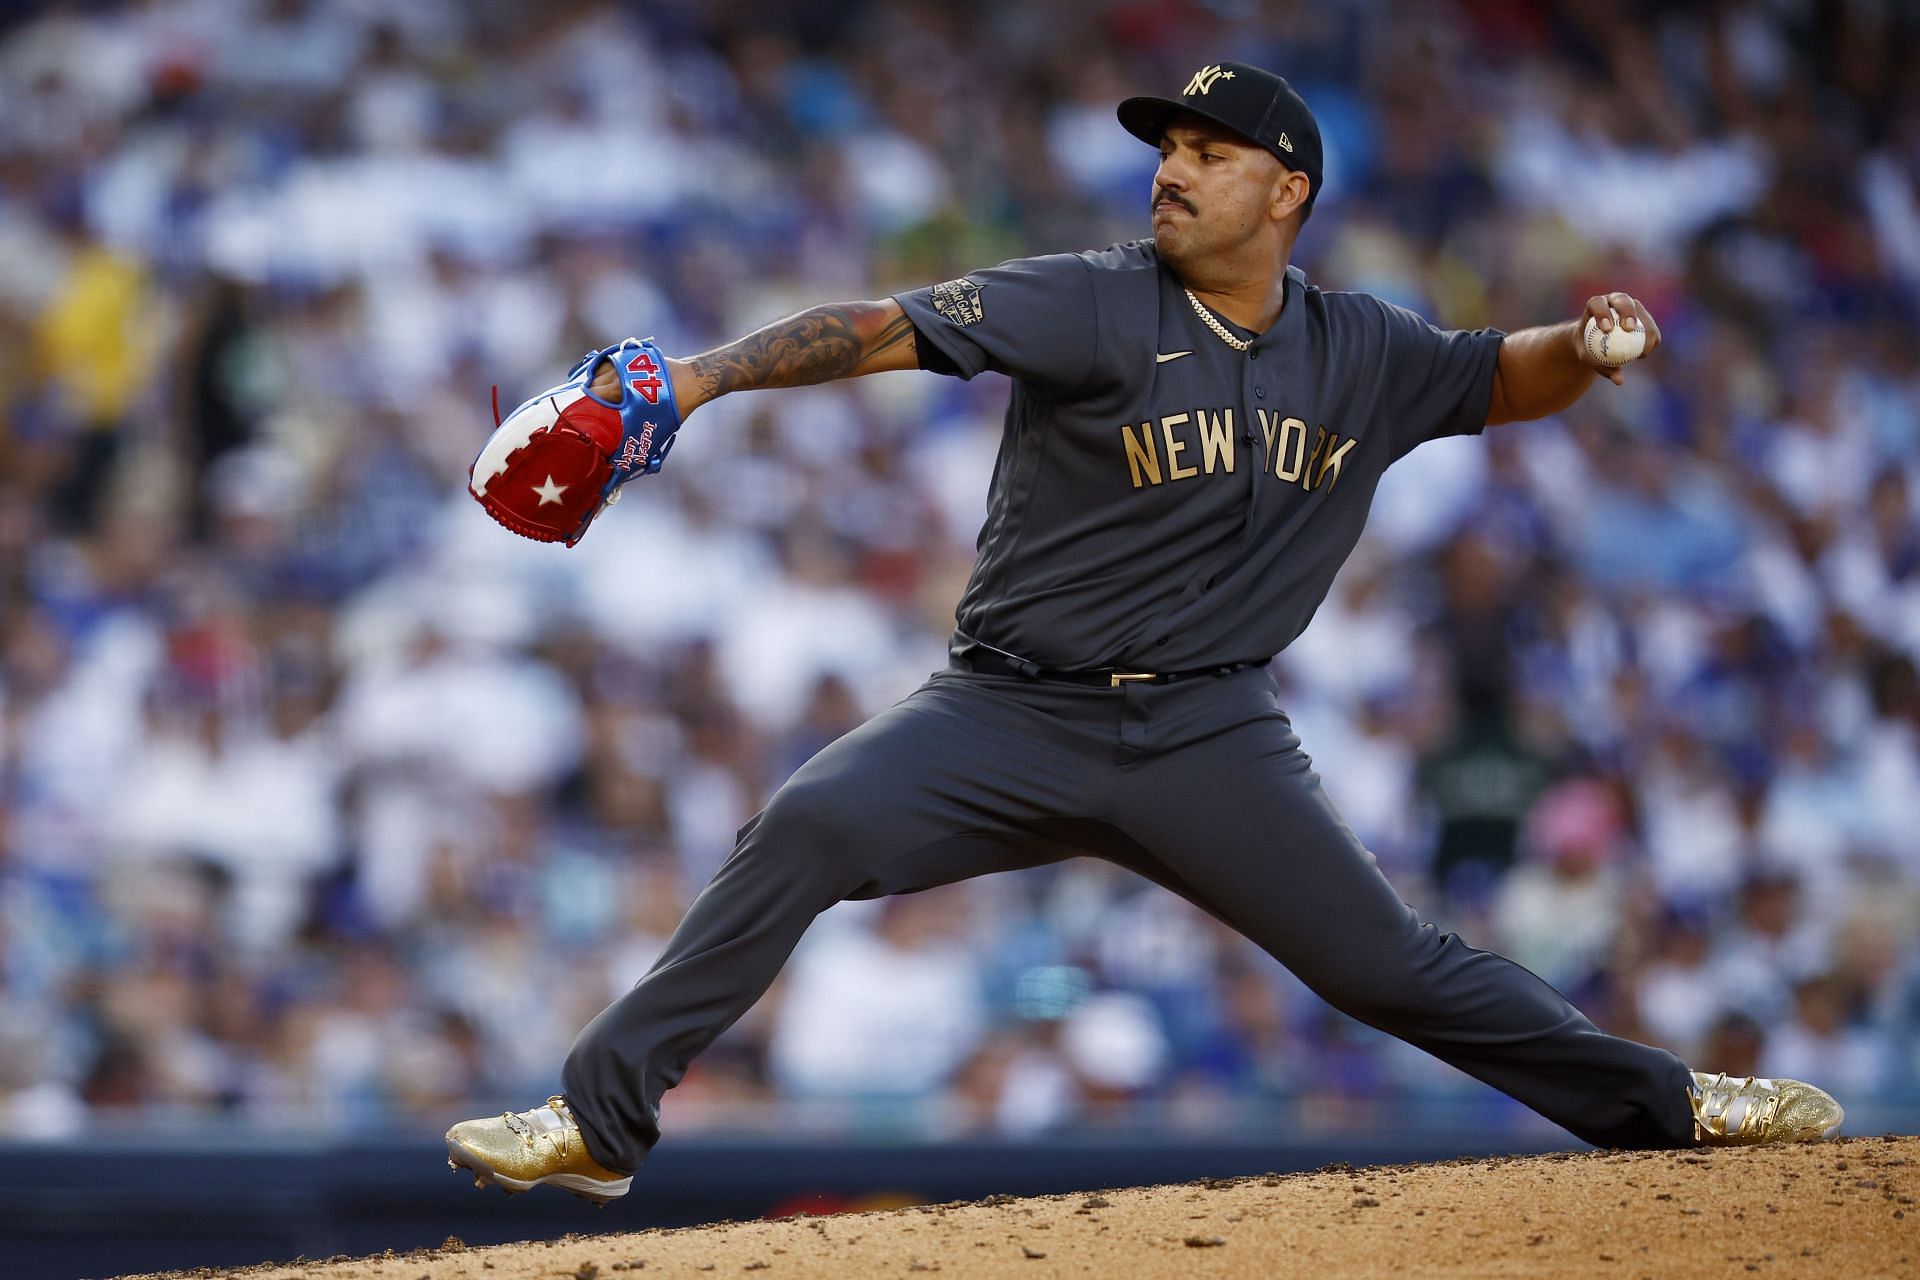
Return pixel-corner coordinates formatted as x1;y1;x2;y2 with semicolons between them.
1270;169;1311;224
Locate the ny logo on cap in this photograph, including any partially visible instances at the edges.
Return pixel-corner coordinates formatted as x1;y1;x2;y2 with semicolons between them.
1184;65;1235;96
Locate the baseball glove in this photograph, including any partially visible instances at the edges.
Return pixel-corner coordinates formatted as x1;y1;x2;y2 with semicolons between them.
468;337;684;546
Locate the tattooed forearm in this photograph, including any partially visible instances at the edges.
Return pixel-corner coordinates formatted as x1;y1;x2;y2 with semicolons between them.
583;300;920;415
689;305;859;399
682;300;918;410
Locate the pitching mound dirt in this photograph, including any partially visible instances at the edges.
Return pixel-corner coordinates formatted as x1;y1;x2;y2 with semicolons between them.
129;1135;1917;1279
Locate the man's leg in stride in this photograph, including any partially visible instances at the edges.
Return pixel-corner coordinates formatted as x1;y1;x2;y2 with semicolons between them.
560;670;1111;1173
1111;672;1696;1149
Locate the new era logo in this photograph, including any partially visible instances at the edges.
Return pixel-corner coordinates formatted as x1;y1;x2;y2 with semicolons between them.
1276;132;1293;153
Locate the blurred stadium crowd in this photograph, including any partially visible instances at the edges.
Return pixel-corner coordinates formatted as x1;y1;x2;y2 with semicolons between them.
1;0;1918;1142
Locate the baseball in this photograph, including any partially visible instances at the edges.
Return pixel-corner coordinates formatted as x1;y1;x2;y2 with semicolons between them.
1584;313;1646;367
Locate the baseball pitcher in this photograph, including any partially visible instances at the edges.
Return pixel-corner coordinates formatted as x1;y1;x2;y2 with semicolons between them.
452;61;1841;1205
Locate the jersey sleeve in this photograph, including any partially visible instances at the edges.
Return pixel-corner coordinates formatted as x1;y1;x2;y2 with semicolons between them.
892;253;1099;392
1375;298;1506;459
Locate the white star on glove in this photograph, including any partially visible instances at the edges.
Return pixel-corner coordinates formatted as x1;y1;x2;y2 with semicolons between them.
532;475;568;505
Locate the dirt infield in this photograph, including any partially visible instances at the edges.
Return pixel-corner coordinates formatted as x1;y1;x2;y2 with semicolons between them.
132;1135;1917;1280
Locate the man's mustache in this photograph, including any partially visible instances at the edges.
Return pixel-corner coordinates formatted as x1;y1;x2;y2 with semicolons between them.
1154;189;1195;214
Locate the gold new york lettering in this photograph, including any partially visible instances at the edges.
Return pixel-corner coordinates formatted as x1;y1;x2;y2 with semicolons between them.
1269;413;1308;481
1299;427;1327;491
1124;407;1334;491
1121;422;1161;488
1161;413;1198;481
1195;408;1235;474
1316;435;1356;493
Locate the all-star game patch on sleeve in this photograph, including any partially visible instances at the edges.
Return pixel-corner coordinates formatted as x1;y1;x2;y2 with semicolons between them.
1372;297;1506;460
893;252;1100;392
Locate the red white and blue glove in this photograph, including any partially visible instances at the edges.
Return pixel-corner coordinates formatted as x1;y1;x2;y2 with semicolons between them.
468;337;683;546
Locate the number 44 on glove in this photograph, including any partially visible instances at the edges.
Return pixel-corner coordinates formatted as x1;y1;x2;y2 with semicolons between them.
468;337;684;546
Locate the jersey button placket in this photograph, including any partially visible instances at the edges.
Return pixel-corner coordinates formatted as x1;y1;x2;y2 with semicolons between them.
1242;342;1268;544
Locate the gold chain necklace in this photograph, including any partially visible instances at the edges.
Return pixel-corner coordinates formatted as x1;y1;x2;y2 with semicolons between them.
1184;288;1251;352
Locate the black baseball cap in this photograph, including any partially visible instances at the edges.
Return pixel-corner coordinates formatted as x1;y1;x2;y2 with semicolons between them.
1118;61;1323;205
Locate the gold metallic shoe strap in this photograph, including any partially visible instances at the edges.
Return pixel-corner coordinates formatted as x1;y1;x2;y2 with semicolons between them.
545;1097;573;1156
1691;1073;1781;1140
1742;1092;1783;1138
1691;1071;1731;1140
501;1102;571;1156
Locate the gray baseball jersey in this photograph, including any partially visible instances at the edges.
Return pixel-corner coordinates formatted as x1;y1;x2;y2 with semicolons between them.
893;241;1504;671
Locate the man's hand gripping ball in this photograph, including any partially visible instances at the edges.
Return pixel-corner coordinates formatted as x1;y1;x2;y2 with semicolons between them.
468;337;683;546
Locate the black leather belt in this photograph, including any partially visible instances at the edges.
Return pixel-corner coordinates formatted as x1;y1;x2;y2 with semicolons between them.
957;645;1263;688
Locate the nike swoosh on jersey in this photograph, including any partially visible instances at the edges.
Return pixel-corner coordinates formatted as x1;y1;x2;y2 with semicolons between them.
1155;351;1193;363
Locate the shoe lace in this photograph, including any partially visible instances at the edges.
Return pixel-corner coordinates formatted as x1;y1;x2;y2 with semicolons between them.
501;1096;573;1156
1692;1072;1782;1140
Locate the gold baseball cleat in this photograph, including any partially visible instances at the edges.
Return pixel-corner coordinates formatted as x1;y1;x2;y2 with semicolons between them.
1689;1071;1844;1145
445;1095;633;1206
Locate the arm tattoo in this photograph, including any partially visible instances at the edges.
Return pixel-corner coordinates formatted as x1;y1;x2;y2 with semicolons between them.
863;310;918;365
686;302;916;403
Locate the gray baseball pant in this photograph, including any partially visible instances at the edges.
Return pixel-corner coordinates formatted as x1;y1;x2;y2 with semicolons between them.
562;662;1695;1173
